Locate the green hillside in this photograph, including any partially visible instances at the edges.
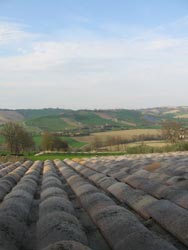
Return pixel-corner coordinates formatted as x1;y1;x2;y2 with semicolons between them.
63;110;122;126
18;108;64;119
25;115;74;132
1;107;188;134
104;109;148;125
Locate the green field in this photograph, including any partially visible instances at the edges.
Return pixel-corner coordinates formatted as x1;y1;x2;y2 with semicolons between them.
33;135;86;149
26;115;74;131
63;111;122;126
18;108;64;119
28;152;126;161
0;134;87;150
0;135;5;144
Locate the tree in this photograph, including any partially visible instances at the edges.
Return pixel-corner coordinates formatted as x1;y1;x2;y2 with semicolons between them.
161;120;182;143
1;122;35;154
52;136;69;151
41;132;54;150
41;132;69;151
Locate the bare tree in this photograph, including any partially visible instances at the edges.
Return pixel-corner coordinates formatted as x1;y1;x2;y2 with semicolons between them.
161;120;182;143
1;122;35;154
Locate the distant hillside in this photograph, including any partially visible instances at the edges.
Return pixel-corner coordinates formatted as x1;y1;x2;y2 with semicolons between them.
0;110;24;125
141;106;188;121
0;106;188;133
18;108;65;119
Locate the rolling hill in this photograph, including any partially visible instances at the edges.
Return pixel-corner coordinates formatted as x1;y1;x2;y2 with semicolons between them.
0;106;188;133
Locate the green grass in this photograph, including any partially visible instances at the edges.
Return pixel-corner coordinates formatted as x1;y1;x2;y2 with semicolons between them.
33;135;42;147
62;137;86;148
106;110;145;124
33;135;86;149
18;108;64;119
26;115;73;131
0;134;86;150
0;135;5;144
27;152;127;161
64;111;121;126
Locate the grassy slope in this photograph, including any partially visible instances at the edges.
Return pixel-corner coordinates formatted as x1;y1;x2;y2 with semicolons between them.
25;115;74;131
18;108;64;119
0;108;165;132
106;110;143;122
63;111;122;126
2;108;188;136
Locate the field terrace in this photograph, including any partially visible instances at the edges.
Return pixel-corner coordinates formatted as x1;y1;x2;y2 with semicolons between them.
0;152;188;249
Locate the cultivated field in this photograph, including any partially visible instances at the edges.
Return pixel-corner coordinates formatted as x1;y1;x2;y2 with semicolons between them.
103;140;171;151
76;128;160;142
0;153;188;249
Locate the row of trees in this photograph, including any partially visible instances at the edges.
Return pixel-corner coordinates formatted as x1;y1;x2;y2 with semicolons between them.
1;122;68;154
90;133;163;150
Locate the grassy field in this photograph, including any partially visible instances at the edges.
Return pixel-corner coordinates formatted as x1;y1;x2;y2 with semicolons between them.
33;135;86;149
28;152;126;161
0;135;5;144
76;129;161;142
0;134;87;150
63;111;122;126
25;115;74;131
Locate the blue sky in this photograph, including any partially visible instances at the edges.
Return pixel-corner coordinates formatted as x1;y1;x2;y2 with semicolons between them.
0;0;188;109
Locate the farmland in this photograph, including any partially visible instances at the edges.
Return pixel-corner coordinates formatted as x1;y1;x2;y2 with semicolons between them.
32;135;86;149
76;128;161;143
1;106;188;135
1;107;188;155
0;152;188;249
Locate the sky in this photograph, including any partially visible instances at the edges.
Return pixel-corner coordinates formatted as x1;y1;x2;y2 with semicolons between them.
0;0;188;109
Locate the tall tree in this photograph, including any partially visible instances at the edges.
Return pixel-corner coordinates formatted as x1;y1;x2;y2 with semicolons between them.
1;122;35;154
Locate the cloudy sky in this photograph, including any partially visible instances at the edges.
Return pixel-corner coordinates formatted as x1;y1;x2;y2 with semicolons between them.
0;0;188;109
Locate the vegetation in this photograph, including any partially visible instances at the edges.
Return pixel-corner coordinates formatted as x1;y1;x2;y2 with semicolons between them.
1;108;188;157
63;111;121;126
28;152;126;161
126;142;188;154
161;120;183;143
18;108;64;119
25;115;73;131
1;107;188;136
32;134;86;150
1;122;34;154
104;109;147;125
41;132;69;151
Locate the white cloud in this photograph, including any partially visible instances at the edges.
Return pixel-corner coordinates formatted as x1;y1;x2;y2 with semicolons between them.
0;21;34;45
0;34;188;72
0;17;188;108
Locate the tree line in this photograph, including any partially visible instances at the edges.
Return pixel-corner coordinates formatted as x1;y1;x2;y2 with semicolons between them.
1;122;68;154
